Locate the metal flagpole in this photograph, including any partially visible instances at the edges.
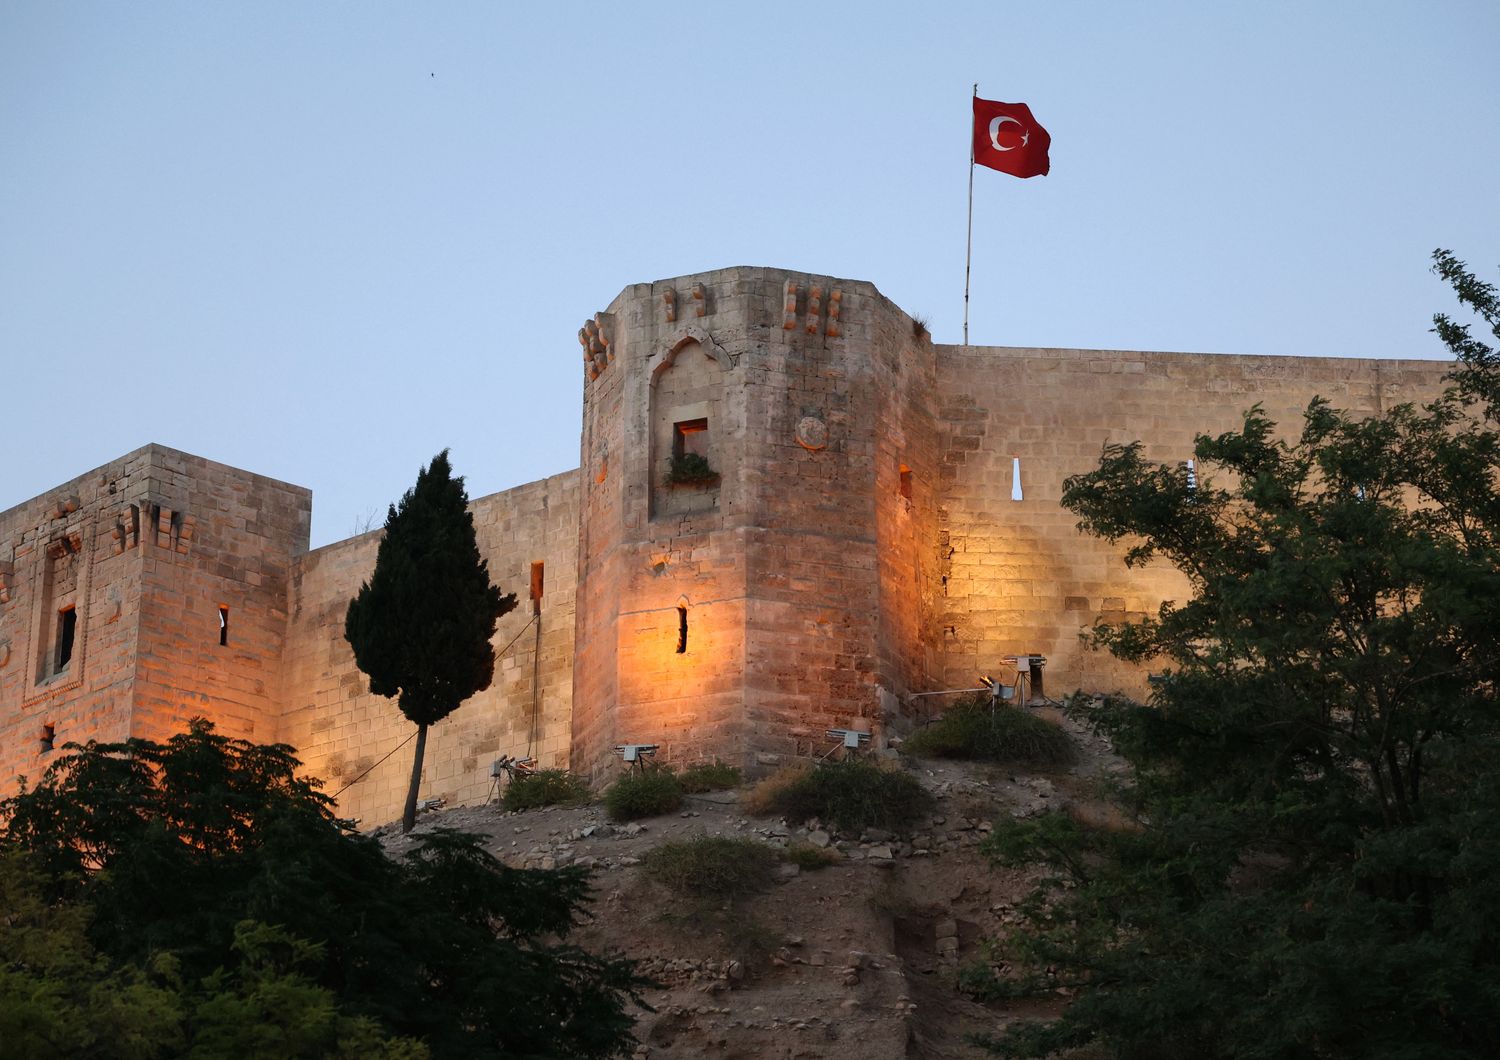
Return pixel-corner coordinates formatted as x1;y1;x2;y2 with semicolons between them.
963;83;977;347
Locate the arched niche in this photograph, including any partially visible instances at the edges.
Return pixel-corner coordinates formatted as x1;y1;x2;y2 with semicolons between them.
650;333;729;519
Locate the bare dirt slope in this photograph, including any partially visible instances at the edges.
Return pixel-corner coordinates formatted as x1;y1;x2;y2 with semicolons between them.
375;712;1118;1059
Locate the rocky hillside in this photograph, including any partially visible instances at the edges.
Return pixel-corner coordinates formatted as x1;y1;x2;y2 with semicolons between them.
375;711;1118;1059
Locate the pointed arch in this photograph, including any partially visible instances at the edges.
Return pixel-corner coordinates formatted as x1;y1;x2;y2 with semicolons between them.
651;327;732;386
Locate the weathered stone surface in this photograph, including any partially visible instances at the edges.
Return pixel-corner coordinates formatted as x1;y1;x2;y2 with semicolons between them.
0;265;1452;829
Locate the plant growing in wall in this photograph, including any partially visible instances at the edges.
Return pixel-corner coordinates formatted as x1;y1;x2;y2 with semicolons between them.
663;452;720;487
345;451;516;833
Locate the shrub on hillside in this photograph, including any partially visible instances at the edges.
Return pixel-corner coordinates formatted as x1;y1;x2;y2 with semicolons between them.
784;842;840;871
751;758;932;833
603;766;684;821
742;760;815;817
501;768;591;812
678;760;742;793
904;695;1074;766
642;835;780;899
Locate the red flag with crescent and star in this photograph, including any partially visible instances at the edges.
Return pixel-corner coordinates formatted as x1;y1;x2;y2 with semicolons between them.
972;97;1050;178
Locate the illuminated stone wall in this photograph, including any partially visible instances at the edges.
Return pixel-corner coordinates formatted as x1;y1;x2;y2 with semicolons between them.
0;444;311;795
571;269;946;781
0;266;1458;823
128;448;311;746
930;346;1449;701
277;471;578;826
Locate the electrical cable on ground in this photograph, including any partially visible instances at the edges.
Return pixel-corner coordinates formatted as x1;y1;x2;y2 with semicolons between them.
330;614;539;801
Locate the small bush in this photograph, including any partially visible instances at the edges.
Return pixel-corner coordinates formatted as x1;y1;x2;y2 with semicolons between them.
743;760;815;817
643;836;779;899
678;760;742;794
904;695;1073;766
500;768;590;812
955;958;1015;1003
753;758;932;834
604;766;684;821
663;453;719;487
784;843;840;871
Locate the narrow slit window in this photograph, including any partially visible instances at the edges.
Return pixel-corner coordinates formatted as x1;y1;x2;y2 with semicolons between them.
1184;458;1197;492
673;418;709;460
530;561;545;613
676;605;688;654
898;464;913;500
55;607;77;673
219;606;230;646
39;724;55;754
1011;456;1024;502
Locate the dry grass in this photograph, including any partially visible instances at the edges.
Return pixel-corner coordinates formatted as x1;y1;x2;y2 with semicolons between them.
678;760;742;794
642;835;780;899
743;760;816;817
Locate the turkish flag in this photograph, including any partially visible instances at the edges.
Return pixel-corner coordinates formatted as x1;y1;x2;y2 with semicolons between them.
972;97;1050;178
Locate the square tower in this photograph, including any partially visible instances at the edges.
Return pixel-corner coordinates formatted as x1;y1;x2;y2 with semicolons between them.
0;445;310;794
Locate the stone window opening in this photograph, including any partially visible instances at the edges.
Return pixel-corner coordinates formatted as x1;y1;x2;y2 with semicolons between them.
899;464;913;500
676;605;688;654
1011;456;1024;502
219;605;230;646
55;607;77;673
530;561;545;614
39;723;55;755
674;418;709;460
665;418;717;487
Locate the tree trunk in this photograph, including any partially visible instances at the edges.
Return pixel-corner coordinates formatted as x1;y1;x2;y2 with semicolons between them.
401;723;428;834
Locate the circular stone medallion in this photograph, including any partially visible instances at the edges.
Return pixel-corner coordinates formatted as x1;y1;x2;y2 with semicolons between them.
795;416;828;451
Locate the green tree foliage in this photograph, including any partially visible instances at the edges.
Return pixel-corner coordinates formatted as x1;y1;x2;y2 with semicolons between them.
980;251;1500;1059
344;451;517;833
0;722;644;1058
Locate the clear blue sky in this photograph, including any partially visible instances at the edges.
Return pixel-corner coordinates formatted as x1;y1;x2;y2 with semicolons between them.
3;2;1497;546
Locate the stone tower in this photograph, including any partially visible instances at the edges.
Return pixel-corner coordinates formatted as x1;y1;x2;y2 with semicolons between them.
569;268;942;780
0;445;310;791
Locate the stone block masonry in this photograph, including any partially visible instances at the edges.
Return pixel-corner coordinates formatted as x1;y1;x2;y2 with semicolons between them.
276;471;579;826
0;444;311;794
930;346;1447;701
0;265;1455;826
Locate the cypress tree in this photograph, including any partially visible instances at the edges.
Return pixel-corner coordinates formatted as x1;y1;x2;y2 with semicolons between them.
345;451;516;833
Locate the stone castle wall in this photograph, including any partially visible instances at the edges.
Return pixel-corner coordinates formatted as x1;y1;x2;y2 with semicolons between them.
0;266;1458;828
277;471;579;825
930;346;1448;702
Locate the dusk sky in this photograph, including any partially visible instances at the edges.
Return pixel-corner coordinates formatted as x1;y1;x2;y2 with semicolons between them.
3;2;1497;547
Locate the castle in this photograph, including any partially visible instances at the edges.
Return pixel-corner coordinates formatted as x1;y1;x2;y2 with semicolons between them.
0;266;1450;825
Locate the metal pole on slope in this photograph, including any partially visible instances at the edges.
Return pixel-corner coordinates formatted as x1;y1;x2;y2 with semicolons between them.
963;83;977;347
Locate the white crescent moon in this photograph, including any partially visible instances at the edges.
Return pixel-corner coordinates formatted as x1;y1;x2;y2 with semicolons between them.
989;115;1028;151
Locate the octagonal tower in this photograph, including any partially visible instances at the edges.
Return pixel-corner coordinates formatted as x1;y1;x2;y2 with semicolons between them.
570;267;941;781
